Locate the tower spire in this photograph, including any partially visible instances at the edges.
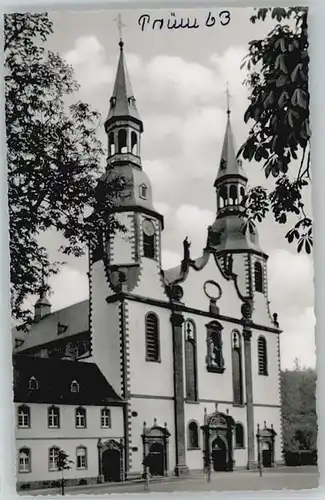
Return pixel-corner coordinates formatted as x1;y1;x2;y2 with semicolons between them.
105;19;142;132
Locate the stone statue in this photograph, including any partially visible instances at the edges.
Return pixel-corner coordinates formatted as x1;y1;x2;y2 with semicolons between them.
183;236;191;261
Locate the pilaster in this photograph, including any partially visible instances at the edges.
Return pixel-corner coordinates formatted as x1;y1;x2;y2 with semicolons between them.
170;311;189;476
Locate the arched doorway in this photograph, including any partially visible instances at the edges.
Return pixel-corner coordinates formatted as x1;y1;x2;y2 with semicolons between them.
148;442;165;476
102;448;121;482
262;442;272;468
211;436;227;471
142;420;170;477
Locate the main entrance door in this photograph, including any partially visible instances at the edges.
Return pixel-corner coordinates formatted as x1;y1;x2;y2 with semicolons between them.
148;443;165;476
212;437;227;471
102;448;121;482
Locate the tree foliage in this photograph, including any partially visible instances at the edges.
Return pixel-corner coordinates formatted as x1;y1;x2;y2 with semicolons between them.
281;366;317;453
5;13;122;323
238;7;312;254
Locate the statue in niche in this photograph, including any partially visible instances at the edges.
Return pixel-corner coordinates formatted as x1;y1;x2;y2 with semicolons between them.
183;236;191;261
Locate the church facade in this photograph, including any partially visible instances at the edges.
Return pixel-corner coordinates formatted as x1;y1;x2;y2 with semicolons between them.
13;39;283;489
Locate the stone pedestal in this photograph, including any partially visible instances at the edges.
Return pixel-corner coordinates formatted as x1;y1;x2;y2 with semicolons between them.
174;464;190;477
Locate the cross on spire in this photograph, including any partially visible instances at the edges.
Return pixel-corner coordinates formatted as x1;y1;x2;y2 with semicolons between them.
114;13;126;43
225;82;231;116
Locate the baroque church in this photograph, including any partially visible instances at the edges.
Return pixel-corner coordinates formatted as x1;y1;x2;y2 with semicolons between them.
13;38;283;490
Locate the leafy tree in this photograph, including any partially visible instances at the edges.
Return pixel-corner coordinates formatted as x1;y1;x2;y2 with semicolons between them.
281;367;317;455
5;13;123;323
238;7;312;254
57;448;73;495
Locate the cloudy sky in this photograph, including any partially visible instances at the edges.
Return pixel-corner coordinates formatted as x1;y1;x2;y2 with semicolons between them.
31;7;315;370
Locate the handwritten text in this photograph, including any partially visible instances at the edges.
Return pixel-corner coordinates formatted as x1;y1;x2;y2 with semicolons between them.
138;11;231;32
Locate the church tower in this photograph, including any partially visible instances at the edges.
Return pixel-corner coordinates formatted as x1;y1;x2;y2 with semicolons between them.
94;38;164;280
208;96;274;327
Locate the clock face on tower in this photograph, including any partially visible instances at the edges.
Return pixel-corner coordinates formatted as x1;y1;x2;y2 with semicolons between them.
142;219;155;236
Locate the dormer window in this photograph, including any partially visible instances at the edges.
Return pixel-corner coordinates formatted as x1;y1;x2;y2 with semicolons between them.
70;380;79;393
110;97;116;108
128;96;136;107
28;376;39;391
139;184;148;199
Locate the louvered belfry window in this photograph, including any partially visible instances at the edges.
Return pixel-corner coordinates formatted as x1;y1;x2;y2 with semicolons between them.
145;313;159;361
258;336;268;375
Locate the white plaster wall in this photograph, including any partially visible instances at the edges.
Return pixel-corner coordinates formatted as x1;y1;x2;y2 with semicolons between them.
110;212;135;265
128;398;176;474
90;259;121;394
183;312;245;403
184;402;248;469
253;406;283;463
132;215;168;301
251;255;274;327
16;438;100;483
16;404;124;483
181;256;243;321
251;330;280;406
127;300;174;398
15;404;124;440
232;253;249;298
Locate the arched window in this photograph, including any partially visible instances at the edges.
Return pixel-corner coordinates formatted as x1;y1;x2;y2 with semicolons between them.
76;446;87;469
101;408;111;428
206;321;225;373
254;261;264;293
232;331;243;405
19;447;31;473
219;185;227;209
118;129;127;153
143;219;155;259
229;184;237;205
48;446;59;471
145;313;160;362
48;406;60;428
188;421;199;449
18;405;30;428
139;183;148;199
240;186;245;203
109;132;115;156
235;423;244;448
75;407;86;428
28;376;38;390
131;131;138;155
258;336;268;376
184;320;198;402
70;380;79;393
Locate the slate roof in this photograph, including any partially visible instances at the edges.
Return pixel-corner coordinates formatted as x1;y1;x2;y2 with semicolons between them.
13;356;123;406
13;300;89;353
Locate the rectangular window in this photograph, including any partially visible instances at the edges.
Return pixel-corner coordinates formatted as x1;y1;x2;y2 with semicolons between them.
48;407;60;428
76;447;87;469
75;408;86;428
101;408;111;428
49;447;59;471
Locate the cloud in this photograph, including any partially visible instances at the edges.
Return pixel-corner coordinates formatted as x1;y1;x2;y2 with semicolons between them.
280;307;316;370
162;249;182;270
268;249;315;369
64;36;114;89
268;249;314;310
49;266;89;311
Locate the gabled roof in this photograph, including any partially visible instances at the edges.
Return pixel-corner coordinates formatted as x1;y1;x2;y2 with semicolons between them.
13;356;123;406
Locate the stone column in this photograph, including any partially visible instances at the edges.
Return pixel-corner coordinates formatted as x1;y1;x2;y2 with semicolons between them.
243;326;256;469
170;311;189;476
